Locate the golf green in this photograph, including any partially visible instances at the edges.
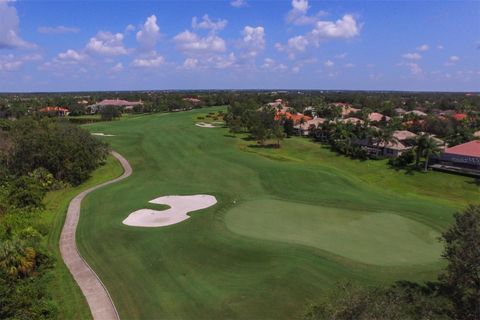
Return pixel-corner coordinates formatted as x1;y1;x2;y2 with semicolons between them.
75;107;478;319
225;199;442;266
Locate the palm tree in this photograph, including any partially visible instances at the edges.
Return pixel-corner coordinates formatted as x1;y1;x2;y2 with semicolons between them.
414;133;441;171
0;240;37;278
422;136;442;172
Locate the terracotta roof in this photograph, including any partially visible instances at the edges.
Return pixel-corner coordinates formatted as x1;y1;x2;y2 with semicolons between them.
368;112;390;122
444;140;480;158
297;117;325;130
393;130;417;141
39;106;69;113
275;111;312;124
453;113;467;121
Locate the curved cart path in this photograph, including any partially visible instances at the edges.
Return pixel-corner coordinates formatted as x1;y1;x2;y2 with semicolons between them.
60;151;132;320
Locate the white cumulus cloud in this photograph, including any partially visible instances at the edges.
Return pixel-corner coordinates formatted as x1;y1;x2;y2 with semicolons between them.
0;0;34;49
174;30;226;54
57;49;86;62
132;52;165;68
241;26;265;58
86;31;128;56
279;14;361;57
136;15;161;51
192;14;228;33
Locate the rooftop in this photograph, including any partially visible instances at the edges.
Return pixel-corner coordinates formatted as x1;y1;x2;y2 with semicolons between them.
97;99;143;106
445;140;480;158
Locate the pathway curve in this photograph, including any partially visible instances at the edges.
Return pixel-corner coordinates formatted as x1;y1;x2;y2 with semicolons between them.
60;151;132;320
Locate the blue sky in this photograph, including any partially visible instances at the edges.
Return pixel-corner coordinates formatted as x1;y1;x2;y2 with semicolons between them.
0;0;479;92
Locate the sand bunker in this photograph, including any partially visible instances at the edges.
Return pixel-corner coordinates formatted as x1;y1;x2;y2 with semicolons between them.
195;122;216;128
92;132;116;137
123;195;217;227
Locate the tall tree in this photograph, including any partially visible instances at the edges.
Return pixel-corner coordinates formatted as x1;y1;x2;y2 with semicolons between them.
440;205;480;320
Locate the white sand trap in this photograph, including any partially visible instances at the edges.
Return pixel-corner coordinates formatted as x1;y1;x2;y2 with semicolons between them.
92;132;116;137
123;194;217;227
195;122;216;128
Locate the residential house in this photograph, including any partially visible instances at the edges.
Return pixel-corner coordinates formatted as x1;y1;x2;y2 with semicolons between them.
368;112;391;122
87;99;143;114
405;110;427;117
356;130;417;158
394;107;406;116
295;117;325;136
39;106;70;116
431;140;480;176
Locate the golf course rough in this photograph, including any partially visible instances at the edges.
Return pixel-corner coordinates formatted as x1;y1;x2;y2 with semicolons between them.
76;107;479;319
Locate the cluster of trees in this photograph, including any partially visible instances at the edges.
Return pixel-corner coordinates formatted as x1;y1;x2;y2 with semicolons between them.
2;90;478;120
225;102;285;147
0;91;236;119
314;119;443;171
305;205;480;320
0;118;109;318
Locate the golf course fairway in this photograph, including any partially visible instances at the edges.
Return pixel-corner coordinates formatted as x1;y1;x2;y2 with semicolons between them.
75;107;479;319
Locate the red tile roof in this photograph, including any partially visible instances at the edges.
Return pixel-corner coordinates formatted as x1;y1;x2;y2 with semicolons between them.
453;113;467;121
39;106;69;113
445;140;480;158
275;111;312;124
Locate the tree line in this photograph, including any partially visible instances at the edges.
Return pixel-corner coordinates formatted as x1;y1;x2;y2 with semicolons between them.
0;118;108;319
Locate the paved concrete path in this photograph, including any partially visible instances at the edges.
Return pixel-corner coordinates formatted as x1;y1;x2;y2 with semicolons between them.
60;151;132;320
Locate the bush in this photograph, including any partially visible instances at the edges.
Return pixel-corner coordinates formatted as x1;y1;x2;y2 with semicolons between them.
100;106;121;121
389;150;415;167
7;176;46;209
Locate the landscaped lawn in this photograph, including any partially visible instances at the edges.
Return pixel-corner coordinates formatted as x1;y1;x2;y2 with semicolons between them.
75;106;479;319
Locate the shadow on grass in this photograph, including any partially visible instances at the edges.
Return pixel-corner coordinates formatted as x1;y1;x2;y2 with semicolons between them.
247;143;281;149
387;163;421;176
465;178;480;186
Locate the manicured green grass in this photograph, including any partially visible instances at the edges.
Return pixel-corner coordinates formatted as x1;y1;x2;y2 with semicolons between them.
225;199;442;266
76;106;479;319
41;155;123;320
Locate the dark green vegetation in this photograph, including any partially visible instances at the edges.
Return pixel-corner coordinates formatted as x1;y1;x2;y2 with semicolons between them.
225;100;478;168
305;205;480;320
79;107;478;319
0;119;112;319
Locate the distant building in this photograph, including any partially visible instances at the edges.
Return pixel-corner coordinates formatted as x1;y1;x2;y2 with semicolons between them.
452;113;467;121
331;103;360;117
87;99;143;114
183;97;202;105
295;117;325;136
405;110;427;117
432;140;480;176
356;130;417;158
340;117;364;125
39;106;69;116
368;112;390;122
275;111;312;125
